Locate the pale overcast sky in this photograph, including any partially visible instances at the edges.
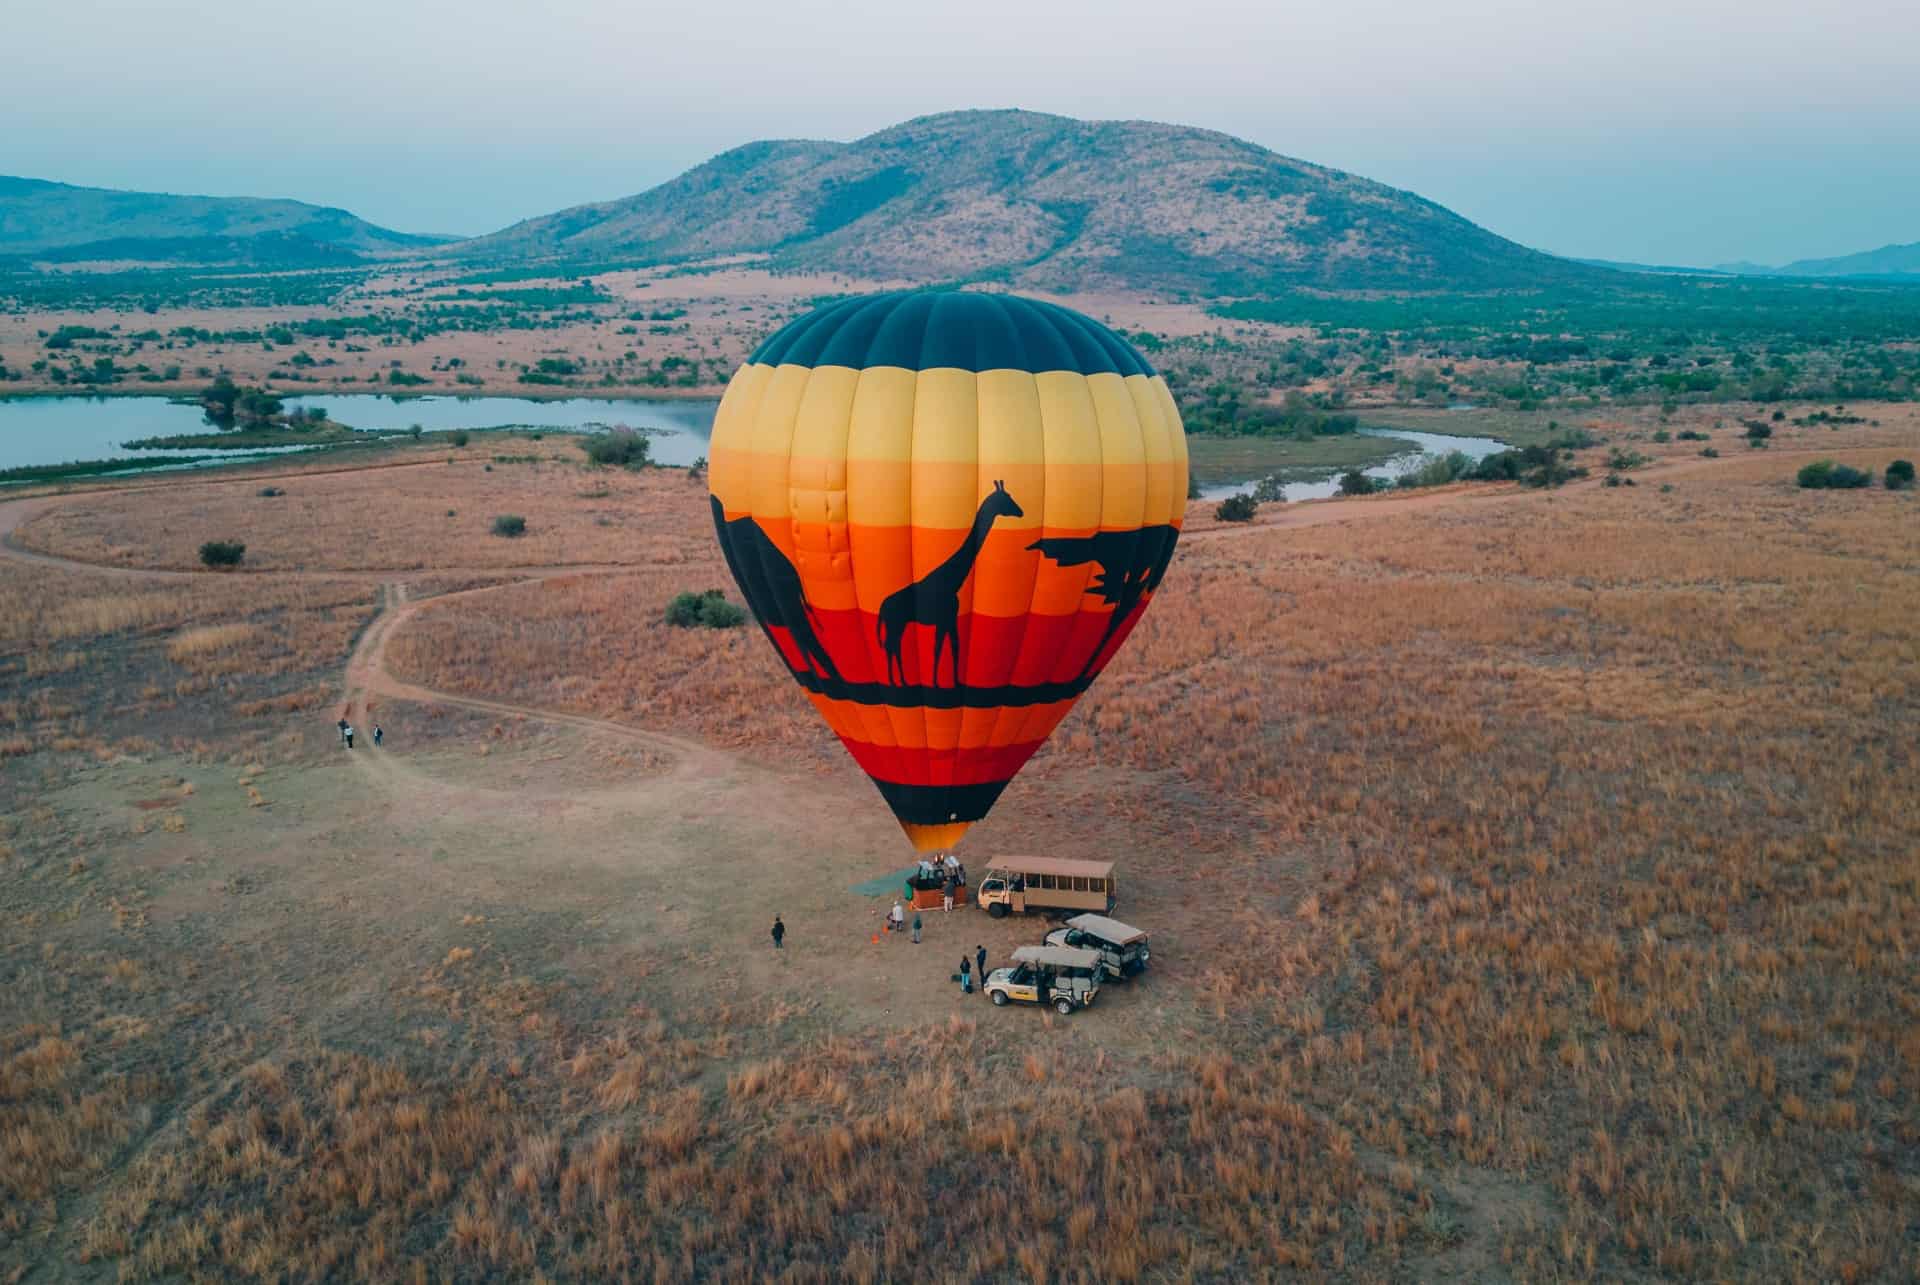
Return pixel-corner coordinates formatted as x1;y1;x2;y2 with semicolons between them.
2;0;1914;266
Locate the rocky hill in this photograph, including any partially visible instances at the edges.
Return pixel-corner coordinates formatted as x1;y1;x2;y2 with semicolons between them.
460;110;1595;292
0;176;448;265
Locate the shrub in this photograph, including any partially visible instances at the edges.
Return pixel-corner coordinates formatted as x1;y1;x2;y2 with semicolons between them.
1546;426;1598;450
1651;429;1671;443
490;514;527;537
257;486;284;497
1744;422;1772;448
198;540;245;568
1251;474;1286;503
1338;471;1377;496
1700;447;1720;458
1214;493;1258;522
1677;429;1709;440
1886;459;1914;490
1607;447;1651;471
666;589;747;629
450;431;470;447
582;428;650;469
1797;460;1873;489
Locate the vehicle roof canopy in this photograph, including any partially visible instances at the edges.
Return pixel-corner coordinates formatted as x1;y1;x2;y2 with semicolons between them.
983;855;1115;879
1063;914;1147;945
1010;945;1104;970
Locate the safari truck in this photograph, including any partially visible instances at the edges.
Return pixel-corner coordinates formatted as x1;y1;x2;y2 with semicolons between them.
983;946;1103;1015
975;856;1116;920
1045;914;1150;979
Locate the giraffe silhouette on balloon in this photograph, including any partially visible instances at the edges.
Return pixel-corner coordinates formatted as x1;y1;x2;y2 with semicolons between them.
877;481;1024;686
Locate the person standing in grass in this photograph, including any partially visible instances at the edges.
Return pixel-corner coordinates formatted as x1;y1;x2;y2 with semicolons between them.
373;725;383;748
343;723;355;749
959;956;972;994
771;916;785;949
941;873;955;913
337;716;349;745
889;899;906;935
976;945;987;986
912;912;922;944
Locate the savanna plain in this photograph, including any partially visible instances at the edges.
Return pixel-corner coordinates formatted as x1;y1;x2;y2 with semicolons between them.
2;406;1917;1282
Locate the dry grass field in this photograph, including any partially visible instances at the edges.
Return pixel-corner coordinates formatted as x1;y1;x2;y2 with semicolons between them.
2;413;1917;1281
10;440;712;573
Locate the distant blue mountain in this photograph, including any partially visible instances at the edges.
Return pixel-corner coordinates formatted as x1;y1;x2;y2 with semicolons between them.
0;175;451;264
1713;241;1920;281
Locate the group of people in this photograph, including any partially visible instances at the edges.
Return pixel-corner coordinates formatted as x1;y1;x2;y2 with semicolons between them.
335;717;383;750
956;945;987;994
908;853;967;912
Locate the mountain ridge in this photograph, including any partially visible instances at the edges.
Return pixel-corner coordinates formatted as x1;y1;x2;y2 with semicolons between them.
456;109;1600;292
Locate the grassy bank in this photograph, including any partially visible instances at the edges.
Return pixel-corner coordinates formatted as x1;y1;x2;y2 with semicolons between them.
0;454;231;485
1186;432;1406;487
121;424;405;450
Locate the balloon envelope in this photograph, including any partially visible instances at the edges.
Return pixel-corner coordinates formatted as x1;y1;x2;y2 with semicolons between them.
709;291;1187;850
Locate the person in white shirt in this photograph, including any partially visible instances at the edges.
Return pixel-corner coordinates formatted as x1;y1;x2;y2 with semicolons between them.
889;900;905;933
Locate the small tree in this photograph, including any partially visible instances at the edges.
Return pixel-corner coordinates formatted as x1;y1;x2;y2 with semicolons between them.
450;430;470;447
1214;493;1257;522
491;514;527;537
1338;470;1377;496
199;540;245;568
1886;459;1915;490
1744;422;1772;448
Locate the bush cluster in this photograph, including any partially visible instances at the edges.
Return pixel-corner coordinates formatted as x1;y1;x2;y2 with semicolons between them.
490;514;527;537
1795;460;1873;490
1395;451;1474;490
1338;471;1378;496
1469;445;1588;489
665;589;748;629
1886;459;1915;490
582;428;650;469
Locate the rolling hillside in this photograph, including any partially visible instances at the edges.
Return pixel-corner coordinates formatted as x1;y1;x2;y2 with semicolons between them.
1717;240;1920;280
461;110;1596;292
0;176;448;265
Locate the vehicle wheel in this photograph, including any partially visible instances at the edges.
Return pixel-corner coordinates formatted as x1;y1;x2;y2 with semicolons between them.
991;990;1008;1006
987;903;1008;919
1054;998;1074;1016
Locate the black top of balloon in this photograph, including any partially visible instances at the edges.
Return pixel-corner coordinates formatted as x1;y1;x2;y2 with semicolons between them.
747;290;1158;378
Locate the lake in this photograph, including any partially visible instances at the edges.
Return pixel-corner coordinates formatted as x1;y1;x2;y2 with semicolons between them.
0;395;1505;494
0;393;722;475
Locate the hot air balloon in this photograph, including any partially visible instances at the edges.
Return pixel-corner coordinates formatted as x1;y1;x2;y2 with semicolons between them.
708;291;1186;851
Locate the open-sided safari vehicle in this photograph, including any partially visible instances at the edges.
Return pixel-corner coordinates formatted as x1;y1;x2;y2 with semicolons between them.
1044;913;1150;979
975;856;1116;919
983;945;1103;1015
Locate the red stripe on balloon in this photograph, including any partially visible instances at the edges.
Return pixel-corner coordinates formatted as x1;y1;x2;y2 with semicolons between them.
835;736;1047;788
